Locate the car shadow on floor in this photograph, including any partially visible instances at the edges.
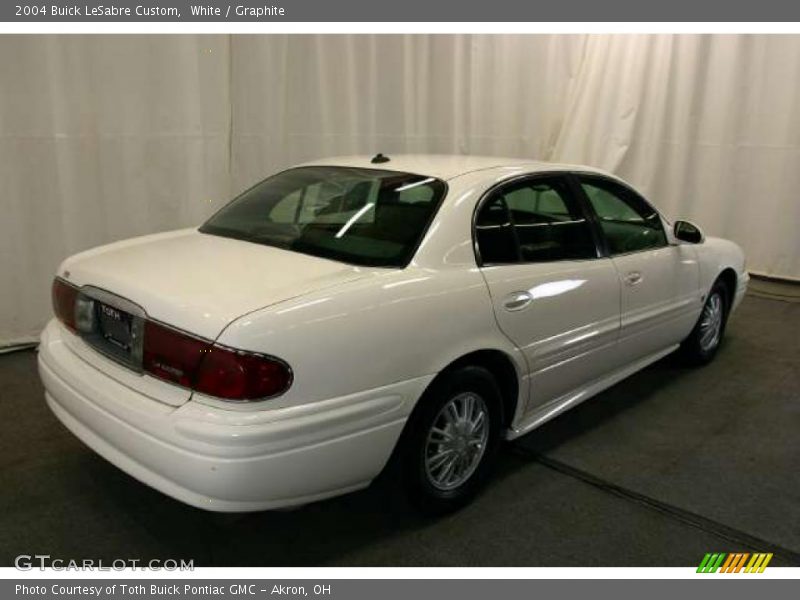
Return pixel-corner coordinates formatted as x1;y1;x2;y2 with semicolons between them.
509;351;690;457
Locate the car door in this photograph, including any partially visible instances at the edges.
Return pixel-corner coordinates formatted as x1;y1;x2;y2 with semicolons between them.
576;175;701;364
475;174;622;413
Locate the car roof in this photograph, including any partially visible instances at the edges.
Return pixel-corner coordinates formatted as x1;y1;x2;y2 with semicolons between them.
296;154;612;181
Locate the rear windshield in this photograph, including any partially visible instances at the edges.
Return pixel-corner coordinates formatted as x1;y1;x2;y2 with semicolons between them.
200;166;447;267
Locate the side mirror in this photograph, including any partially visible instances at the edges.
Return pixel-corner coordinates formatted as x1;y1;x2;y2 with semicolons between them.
673;220;704;244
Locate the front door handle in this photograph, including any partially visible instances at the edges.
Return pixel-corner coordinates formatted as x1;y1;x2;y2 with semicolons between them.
624;271;643;286
503;291;533;312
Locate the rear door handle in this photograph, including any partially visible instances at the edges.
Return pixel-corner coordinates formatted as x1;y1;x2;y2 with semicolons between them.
624;271;643;286
503;291;533;311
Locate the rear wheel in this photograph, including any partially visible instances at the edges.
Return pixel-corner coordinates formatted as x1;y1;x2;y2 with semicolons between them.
680;279;729;365
400;366;503;514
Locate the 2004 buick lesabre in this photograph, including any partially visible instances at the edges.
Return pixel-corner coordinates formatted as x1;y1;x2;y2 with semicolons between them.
39;154;748;513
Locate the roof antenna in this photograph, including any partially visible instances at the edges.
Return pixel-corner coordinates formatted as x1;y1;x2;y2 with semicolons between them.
371;153;390;164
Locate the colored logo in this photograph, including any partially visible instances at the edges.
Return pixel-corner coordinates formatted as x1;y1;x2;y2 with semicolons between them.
697;552;773;573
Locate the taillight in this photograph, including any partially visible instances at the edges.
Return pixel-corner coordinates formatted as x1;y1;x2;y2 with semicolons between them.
195;345;293;400
52;278;78;332
142;320;209;388
51;276;292;401
142;320;292;401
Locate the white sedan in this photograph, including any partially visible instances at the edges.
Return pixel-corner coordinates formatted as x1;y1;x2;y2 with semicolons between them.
39;154;748;513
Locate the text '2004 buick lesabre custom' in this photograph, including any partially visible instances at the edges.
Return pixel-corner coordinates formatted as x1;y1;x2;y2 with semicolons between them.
39;154;748;513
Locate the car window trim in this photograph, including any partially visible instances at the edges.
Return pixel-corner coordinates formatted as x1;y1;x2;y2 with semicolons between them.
472;172;604;268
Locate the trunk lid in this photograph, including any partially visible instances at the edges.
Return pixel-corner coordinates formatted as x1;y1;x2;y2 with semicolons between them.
61;228;375;341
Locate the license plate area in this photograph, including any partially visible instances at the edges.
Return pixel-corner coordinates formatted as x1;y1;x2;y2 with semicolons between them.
75;287;145;371
97;302;133;349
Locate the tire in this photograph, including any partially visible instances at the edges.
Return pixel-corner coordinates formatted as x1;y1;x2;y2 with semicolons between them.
680;278;730;365
399;365;503;514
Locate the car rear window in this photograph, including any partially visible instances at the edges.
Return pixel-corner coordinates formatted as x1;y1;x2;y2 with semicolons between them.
200;166;447;267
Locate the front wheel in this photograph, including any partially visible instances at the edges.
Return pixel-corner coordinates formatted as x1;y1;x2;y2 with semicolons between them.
400;366;503;514
680;279;729;365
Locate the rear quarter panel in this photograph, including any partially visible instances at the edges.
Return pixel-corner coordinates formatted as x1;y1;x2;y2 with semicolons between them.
214;267;526;413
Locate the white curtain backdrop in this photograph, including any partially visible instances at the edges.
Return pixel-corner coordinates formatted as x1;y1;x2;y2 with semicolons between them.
2;34;799;345
0;35;232;345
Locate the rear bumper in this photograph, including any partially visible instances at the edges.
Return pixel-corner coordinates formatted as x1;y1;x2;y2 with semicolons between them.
39;320;428;511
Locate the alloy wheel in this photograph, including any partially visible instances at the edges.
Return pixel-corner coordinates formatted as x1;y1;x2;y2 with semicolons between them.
424;392;490;491
699;292;724;351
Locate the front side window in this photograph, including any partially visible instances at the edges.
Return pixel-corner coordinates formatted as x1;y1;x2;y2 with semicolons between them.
475;177;597;264
579;177;667;255
200;167;446;267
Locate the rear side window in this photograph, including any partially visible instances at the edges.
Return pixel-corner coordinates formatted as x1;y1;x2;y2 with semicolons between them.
579;177;667;255
200;167;446;267
475;196;518;264
475;177;597;264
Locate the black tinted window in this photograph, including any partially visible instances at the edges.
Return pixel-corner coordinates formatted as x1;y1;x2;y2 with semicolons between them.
475;196;518;264
580;178;667;255
200;167;446;267
476;177;597;264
